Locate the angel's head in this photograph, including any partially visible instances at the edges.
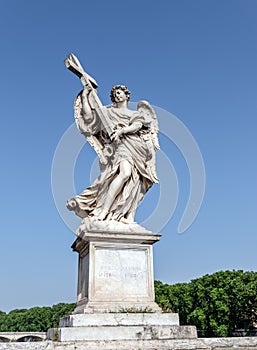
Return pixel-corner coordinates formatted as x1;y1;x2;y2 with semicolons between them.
110;85;130;103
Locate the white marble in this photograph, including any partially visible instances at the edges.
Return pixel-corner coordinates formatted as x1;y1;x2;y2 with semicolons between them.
3;338;257;350
78;217;154;234
59;313;180;327
49;325;197;342
65;53;160;224
72;230;161;314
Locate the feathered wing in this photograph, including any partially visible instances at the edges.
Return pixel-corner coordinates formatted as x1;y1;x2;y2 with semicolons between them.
74;92;108;164
137;101;160;183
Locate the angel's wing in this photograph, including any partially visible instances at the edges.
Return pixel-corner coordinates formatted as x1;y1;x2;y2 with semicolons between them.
137;101;160;183
74;92;108;165
137;101;160;150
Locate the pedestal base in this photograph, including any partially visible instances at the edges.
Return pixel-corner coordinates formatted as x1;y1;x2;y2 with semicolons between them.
47;313;198;342
47;226;200;347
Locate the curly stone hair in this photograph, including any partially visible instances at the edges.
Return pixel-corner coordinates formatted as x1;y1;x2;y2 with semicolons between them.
110;85;131;103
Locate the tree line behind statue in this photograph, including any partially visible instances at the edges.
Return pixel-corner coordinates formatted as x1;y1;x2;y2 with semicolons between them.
0;270;256;337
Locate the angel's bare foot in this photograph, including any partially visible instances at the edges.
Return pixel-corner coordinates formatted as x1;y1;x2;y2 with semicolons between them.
120;214;135;224
92;207;108;221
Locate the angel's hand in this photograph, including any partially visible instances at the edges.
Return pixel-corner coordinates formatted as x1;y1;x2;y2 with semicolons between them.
81;79;92;95
111;129;124;143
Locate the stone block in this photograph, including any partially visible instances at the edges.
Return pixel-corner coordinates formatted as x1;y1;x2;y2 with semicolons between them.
49;325;197;342
59;313;179;327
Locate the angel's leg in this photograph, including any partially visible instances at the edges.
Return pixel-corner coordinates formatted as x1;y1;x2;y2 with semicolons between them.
93;160;132;220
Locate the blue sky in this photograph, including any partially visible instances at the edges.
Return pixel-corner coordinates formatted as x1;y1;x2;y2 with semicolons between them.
0;0;257;312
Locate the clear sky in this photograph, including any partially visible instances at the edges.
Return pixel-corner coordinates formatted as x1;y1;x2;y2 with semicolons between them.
0;0;257;312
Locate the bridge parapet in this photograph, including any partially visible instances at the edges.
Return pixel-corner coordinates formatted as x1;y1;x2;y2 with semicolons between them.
0;332;46;342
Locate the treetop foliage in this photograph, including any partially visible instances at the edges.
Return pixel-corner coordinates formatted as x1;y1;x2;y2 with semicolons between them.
155;270;257;337
0;303;76;332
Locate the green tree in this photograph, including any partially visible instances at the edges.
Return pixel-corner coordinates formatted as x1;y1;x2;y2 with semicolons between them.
155;270;257;337
0;303;76;332
51;303;76;328
0;311;7;332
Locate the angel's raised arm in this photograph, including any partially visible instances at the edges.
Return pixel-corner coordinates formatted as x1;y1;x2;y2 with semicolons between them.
74;81;98;135
73;89;99;137
65;53;114;138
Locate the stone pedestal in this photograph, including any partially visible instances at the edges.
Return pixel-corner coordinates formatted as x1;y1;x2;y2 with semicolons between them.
47;224;198;345
71;227;162;314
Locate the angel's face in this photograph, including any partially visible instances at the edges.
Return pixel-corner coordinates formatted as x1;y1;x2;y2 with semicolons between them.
114;89;127;103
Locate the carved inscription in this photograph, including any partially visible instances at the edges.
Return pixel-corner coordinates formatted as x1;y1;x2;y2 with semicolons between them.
93;246;150;298
97;265;141;279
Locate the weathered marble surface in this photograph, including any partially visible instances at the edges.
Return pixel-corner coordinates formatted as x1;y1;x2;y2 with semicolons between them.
201;335;257;348
48;324;197;342
65;53;160;224
72;229;161;314
59;313;179;327
0;332;46;342
50;312;183;342
77;217;154;234
2;337;257;350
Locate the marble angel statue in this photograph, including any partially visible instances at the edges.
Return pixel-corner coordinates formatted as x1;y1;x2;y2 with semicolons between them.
65;54;160;225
